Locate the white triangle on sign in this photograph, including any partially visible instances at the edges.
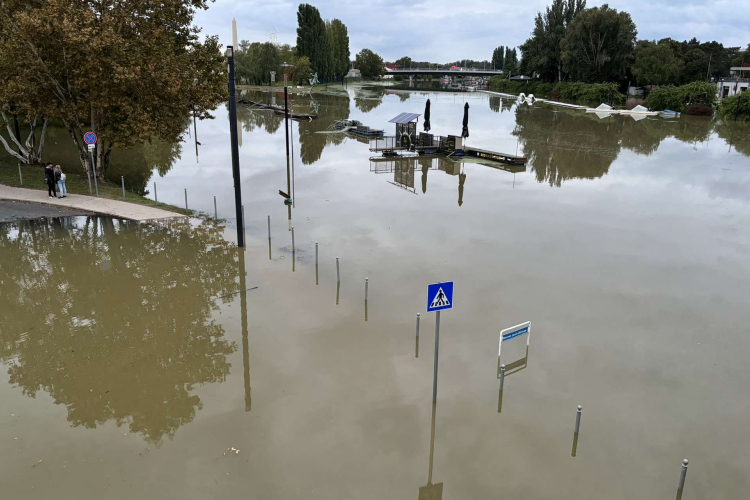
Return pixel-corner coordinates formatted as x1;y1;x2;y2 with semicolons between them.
430;287;450;308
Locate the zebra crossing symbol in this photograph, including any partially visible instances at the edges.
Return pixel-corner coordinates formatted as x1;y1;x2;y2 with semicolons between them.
427;281;454;312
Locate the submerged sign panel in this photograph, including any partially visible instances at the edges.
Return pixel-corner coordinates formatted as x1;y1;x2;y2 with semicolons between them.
426;282;454;313
497;321;531;378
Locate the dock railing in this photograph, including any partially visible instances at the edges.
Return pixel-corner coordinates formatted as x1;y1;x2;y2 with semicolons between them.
370;136;403;151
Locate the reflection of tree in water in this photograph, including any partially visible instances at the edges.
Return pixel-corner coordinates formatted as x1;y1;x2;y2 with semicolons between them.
354;87;384;113
235;100;283;134
297;93;351;165
107;138;183;195
514;106;620;187
489;96;501;113
0;218;239;444
714;120;750;157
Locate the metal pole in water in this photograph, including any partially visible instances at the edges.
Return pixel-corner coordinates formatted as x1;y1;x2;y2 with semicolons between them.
336;257;340;282
184;188;188;210
291;226;295;249
242;205;246;238
153;182;157;202
214;196;218;220
315;243;319;285
267;215;271;241
416;313;420;340
678;459;689;492
574;405;582;434
499;364;506;391
18;163;22;185
415;313;420;358
365;278;369;301
90;149;99;197
121;176;125;198
432;310;441;403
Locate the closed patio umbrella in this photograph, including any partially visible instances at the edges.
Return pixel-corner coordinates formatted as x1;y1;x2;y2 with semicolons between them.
461;102;469;139
424;99;431;132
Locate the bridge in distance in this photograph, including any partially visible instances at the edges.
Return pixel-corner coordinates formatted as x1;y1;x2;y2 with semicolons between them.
385;68;504;77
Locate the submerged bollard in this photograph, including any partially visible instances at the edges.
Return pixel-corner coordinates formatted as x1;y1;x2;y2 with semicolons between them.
365;277;369;301
267;215;271;241
214;196;218;220
153;182;157;202
415;313;421;358
18;164;23;186
184;188;188;210
291;226;295;249
336;257;340;282
677;459;689;493
315;243;319;285
574;405;582;434
416;313;421;339
121;176;126;198
499;364;506;391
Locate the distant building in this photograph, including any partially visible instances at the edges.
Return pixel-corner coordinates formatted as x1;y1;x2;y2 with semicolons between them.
717;67;750;98
346;68;361;78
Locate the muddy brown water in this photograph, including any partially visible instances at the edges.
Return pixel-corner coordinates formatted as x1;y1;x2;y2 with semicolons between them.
2;86;750;499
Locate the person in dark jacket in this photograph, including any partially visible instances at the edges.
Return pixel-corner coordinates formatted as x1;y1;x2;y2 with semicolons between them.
45;163;58;198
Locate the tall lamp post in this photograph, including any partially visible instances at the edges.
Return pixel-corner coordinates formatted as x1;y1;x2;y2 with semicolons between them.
280;61;294;211
226;46;244;247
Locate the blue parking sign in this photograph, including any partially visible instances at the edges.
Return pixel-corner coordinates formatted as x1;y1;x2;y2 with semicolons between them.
427;281;454;313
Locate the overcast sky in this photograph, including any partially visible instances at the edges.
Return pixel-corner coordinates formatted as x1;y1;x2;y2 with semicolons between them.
195;0;749;62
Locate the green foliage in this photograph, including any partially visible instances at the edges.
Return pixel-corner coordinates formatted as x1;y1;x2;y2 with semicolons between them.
0;0;227;177
644;81;717;111
504;47;519;74
292;57;312;85
235;41;282;85
632;41;680;85
491;46;504;71
355;49;385;79
561;4;637;83
296;5;349;79
718;93;750;121
519;0;586;82
489;77;624;103
731;44;750;68
296;4;326;75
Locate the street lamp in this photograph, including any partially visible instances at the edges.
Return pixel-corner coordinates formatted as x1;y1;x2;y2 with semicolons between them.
280;61;294;87
225;46;244;247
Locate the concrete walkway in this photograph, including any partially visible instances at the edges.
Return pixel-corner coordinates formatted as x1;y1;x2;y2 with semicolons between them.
0;185;186;221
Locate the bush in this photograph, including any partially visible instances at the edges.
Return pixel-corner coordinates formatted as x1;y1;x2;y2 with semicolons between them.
718;93;750;121
685;104;713;116
488;77;624;104
644;81;717;111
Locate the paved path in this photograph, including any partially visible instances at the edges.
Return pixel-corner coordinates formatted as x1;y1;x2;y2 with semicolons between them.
0;200;91;222
0;185;185;221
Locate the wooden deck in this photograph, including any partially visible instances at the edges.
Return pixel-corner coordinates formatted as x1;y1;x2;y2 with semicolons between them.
464;146;527;165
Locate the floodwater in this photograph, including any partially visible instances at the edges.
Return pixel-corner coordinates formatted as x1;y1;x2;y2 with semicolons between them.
2;84;750;499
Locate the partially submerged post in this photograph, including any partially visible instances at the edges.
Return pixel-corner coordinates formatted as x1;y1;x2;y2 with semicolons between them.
226;45;245;247
676;459;689;499
426;281;454;403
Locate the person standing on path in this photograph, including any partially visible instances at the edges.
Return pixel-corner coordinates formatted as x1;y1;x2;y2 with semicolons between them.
55;165;67;198
44;163;57;198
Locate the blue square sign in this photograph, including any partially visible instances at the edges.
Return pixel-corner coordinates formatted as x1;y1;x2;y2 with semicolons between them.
427;281;454;313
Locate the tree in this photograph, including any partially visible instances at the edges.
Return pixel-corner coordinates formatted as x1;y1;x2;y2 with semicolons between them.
504;47;519;75
328;19;350;78
519;0;586;82
355;49;384;79
679;48;709;83
731;44;750;68
492;46;505;70
296;4;326;75
0;0;227;180
632;41;680;85
561;4;637;82
293;56;312;85
395;56;413;69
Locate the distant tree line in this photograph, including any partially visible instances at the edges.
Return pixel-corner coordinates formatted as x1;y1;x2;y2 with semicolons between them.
517;0;747;87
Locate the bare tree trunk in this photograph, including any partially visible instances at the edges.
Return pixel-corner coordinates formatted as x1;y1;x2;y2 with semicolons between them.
13;113;22;156
67;124;93;175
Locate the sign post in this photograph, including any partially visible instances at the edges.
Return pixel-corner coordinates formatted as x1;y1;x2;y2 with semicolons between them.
84;132;99;197
497;321;531;377
426;281;454;403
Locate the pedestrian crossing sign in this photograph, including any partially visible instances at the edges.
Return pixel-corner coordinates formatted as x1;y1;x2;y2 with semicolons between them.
427;281;454;313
